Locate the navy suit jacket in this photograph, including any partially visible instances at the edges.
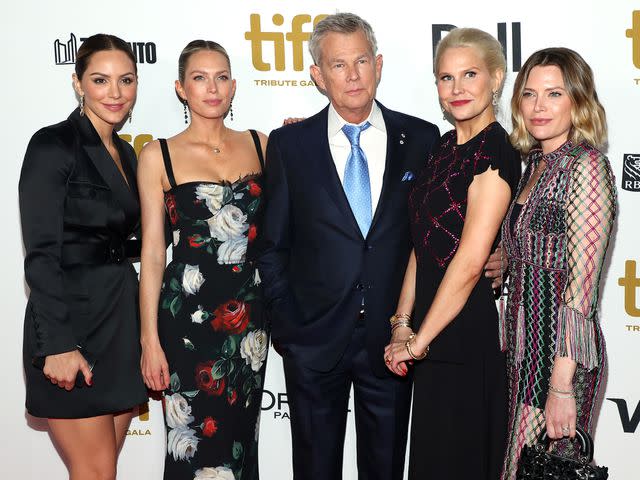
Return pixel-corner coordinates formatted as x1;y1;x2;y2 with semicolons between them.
259;101;439;376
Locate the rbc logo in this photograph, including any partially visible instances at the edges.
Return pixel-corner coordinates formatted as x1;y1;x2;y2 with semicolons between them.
622;154;640;192
245;13;328;71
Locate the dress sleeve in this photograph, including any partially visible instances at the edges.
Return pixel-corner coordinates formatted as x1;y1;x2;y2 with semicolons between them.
19;129;77;357
473;126;522;197
555;150;616;370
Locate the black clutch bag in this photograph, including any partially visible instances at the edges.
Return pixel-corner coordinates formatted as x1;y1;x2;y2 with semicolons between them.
515;426;608;480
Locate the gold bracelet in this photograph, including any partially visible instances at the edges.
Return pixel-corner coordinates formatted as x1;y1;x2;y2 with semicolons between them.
405;333;428;360
391;320;412;331
548;389;575;399
390;313;412;325
549;384;574;395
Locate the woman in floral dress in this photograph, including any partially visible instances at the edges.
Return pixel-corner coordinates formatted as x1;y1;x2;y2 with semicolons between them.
138;40;268;480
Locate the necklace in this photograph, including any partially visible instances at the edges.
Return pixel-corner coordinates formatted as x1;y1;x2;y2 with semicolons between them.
211;129;228;154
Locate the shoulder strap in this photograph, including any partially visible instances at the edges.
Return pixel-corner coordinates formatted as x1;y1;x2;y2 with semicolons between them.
158;138;177;189
249;129;265;169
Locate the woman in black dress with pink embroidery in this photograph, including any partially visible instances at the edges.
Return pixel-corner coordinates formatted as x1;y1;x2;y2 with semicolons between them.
384;29;520;479
138;41;268;480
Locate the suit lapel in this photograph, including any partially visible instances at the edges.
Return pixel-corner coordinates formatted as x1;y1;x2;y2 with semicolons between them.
69;109;139;221
369;103;403;235
309;107;363;238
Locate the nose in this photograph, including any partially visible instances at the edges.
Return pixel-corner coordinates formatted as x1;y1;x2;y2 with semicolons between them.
108;81;122;99
346;64;360;81
533;94;546;112
207;78;218;93
452;77;463;95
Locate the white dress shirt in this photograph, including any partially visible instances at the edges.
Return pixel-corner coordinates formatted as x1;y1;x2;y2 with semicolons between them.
327;102;387;215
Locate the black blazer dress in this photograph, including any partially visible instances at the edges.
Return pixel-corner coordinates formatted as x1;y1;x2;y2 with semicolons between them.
20;108;147;418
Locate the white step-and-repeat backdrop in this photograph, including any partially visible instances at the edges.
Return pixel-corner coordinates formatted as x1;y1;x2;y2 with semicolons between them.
3;1;639;478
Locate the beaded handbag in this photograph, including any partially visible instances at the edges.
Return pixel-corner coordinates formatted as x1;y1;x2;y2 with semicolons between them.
515;427;608;480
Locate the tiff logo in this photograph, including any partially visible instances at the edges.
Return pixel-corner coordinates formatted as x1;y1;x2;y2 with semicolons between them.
432;22;522;72
622;154;640;191
607;398;640;433
245;13;328;71
54;33;77;65
626;10;640;68
618;260;640;317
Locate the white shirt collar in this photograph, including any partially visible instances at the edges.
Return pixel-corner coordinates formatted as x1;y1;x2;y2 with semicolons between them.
328;101;385;138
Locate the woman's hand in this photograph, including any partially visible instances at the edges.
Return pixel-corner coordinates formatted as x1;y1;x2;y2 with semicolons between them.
384;327;423;377
43;350;92;390
141;340;170;391
282;117;305;126
545;389;577;439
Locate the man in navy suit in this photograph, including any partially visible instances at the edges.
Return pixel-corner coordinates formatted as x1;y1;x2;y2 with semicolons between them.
259;13;439;479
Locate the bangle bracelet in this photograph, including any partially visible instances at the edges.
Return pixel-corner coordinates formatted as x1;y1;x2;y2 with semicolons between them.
549;384;574;395
405;333;428;360
548;389;575;399
391;320;411;331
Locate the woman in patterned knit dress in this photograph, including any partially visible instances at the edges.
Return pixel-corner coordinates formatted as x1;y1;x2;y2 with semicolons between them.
137;41;268;480
499;48;616;479
384;28;521;479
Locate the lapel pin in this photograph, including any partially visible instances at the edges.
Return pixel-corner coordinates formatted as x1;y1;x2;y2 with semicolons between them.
402;171;414;181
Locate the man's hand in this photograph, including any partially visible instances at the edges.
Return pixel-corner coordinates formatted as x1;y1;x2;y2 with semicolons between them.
484;243;506;289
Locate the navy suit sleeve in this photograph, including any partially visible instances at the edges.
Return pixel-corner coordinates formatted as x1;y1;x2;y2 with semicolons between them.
258;130;303;346
19;130;77;357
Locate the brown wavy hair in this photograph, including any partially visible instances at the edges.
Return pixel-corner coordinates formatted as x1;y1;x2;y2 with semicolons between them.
510;47;607;154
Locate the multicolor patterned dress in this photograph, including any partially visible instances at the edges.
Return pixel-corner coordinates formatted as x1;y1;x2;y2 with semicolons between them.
157;132;267;480
500;140;616;480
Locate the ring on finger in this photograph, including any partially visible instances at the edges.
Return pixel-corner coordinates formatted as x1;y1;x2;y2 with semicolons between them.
561;425;570;435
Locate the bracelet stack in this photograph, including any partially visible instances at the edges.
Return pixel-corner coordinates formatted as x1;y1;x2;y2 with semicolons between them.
548;384;575;399
405;333;428;360
390;313;412;332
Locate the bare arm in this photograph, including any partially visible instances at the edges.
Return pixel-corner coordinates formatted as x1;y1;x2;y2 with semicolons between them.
138;140;170;391
386;167;511;368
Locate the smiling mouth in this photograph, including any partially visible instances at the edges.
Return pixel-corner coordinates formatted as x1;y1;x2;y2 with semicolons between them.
450;100;472;107
103;103;125;111
205;99;223;106
530;118;552;125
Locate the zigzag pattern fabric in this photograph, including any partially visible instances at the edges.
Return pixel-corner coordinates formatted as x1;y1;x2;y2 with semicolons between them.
499;141;616;480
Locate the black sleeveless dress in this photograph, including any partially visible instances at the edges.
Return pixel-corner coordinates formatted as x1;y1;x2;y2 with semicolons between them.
157;131;267;480
407;122;520;480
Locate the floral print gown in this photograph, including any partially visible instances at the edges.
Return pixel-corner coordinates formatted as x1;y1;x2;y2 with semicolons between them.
157;133;267;480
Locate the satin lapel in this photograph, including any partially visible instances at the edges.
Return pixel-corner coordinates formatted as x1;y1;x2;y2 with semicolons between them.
309;107;363;238
369;105;403;234
70;110;139;220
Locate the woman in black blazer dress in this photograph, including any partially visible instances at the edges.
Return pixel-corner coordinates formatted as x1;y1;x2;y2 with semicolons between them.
19;34;147;478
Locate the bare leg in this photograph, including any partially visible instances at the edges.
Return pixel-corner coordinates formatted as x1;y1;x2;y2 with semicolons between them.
113;409;134;454
49;415;118;480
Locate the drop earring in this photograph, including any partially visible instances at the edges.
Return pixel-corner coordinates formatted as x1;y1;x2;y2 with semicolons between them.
229;101;234;121
441;105;446;120
492;91;498;106
183;101;189;124
128;108;133;123
79;95;85;116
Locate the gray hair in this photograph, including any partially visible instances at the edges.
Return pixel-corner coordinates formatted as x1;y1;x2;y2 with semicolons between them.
309;12;378;65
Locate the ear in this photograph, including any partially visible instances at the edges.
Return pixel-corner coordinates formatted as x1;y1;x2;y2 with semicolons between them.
175;80;186;102
72;73;83;97
375;54;383;85
310;64;326;92
231;78;237;99
493;69;505;96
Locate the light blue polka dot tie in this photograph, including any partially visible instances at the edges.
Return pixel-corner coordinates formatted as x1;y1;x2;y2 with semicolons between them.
342;122;372;236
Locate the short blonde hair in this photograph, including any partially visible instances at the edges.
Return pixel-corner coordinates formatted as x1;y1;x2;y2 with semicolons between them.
434;28;506;95
510;47;607;154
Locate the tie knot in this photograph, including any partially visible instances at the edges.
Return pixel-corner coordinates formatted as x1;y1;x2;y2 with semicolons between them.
342;121;371;147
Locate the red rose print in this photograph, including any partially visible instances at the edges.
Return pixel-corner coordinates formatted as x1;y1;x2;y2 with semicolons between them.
201;416;218;437
248;180;262;197
195;361;226;396
232;265;242;273
210;300;250;334
227;388;237;406
188;235;206;248
247;224;257;243
165;193;179;226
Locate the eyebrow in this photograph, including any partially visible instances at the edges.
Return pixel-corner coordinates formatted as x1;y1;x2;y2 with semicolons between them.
523;86;566;91
89;71;135;77
189;69;229;75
